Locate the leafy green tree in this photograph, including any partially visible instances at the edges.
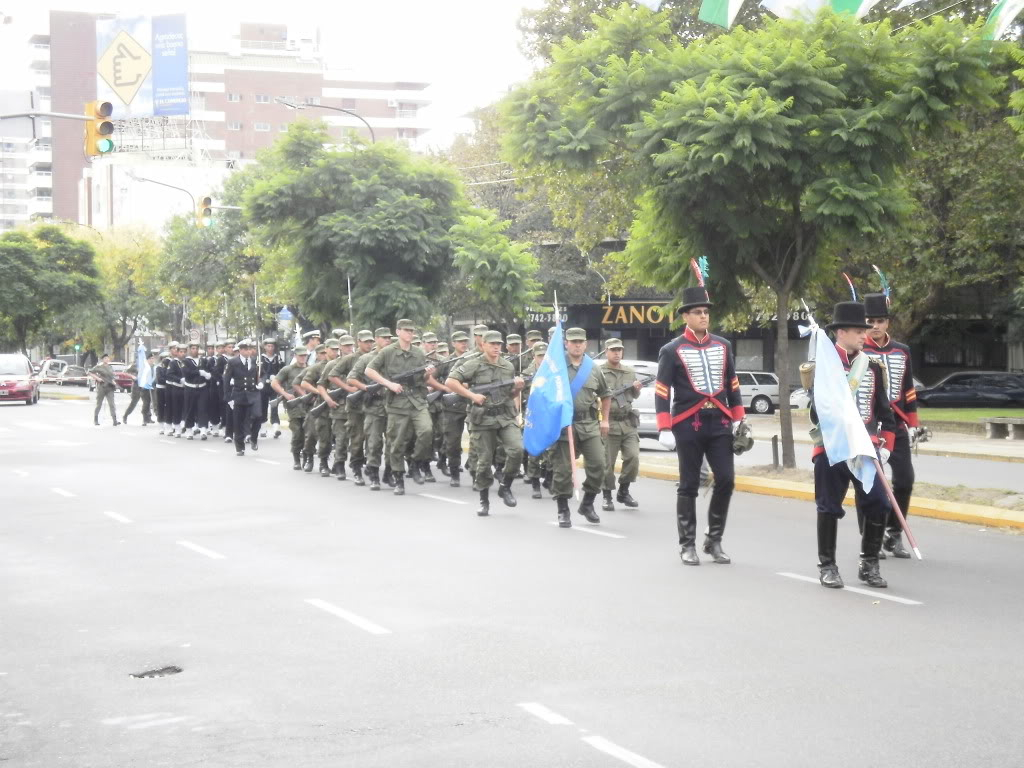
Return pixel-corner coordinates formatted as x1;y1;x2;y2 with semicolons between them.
503;7;1001;466
246;122;464;329
0;226;98;354
1010;46;1024;140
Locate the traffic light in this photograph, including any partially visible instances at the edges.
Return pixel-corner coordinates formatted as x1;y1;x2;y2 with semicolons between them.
196;196;213;228
84;101;115;157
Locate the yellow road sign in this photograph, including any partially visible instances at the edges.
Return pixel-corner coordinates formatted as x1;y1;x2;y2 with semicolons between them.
97;30;152;106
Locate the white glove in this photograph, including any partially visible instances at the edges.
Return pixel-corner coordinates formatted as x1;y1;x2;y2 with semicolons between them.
199;370;212;380
256;382;264;390
658;430;676;451
879;447;891;464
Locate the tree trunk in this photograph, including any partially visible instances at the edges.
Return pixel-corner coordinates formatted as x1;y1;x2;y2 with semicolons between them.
775;288;796;468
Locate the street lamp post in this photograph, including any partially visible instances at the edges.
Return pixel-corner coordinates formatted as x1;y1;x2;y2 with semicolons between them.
275;98;376;144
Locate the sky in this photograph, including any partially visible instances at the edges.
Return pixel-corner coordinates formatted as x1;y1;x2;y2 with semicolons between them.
0;0;544;148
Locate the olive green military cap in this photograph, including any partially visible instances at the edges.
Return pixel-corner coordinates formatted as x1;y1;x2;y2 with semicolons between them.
396;318;416;331
302;330;321;340
436;342;450;352
603;338;624;350
451;331;469;342
314;343;326;353
472;324;489;336
293;346;309;355
325;339;341;349
374;327;393;338
421;332;438;343
331;328;349;338
356;330;374;342
483;330;503;344
532;342;548;354
548;326;557;338
506;334;522;345
526;330;543;342
565;327;587;341
338;335;355;346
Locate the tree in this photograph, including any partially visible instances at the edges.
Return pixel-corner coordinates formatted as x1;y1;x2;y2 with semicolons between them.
246;122;465;329
0;226;98;353
503;7;1001;466
450;209;542;329
1010;46;1024;141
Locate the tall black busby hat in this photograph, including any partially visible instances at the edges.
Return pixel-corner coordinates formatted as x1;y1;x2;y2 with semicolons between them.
826;301;871;331
863;293;889;319
680;286;713;312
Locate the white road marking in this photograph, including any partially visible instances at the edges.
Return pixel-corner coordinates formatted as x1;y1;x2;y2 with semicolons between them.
777;572;924;605
103;713;172;725
11;469;28;478
13;420;57;431
51;487;76;498
176;541;226;560
517;702;573;725
201;448;218;454
420;493;469;505
256;458;279;466
581;735;666;768
127;715;191;730
548;522;626;539
103;511;133;524
304;598;392;635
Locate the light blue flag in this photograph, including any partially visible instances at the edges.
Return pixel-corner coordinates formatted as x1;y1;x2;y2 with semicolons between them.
136;340;154;390
812;328;877;491
523;321;573;457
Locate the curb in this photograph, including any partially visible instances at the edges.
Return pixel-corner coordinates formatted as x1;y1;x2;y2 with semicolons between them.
781;432;1024;465
41;392;90;401
636;464;1024;531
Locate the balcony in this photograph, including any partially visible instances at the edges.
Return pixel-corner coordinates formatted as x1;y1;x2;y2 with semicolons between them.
28;196;53;216
29;146;52;164
29;170;52;188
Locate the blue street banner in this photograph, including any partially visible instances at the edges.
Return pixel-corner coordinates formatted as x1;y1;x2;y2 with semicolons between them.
136;340;154;390
523;321;573;457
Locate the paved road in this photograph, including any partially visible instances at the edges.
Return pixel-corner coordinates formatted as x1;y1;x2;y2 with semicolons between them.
2;398;1023;767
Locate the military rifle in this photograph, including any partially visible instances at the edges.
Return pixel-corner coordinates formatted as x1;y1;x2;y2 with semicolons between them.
608;373;655;409
346;351;473;408
441;374;533;408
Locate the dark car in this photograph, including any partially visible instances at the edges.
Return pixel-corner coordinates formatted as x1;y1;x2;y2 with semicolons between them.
0;353;41;405
916;371;1024;407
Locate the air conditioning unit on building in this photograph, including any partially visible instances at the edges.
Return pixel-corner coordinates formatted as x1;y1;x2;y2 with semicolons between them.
387;99;398;108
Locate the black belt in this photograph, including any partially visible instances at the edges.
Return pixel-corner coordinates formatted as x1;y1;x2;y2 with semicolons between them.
609;411;633;422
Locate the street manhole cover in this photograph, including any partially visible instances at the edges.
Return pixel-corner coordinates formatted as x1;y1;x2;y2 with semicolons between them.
130;666;182;679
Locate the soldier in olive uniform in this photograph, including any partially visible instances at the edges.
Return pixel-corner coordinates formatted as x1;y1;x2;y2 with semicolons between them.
301;340;339;475
366;319;441;495
464;324;490;481
523;342;551;499
552;328;611;528
421;332;446;478
319;335;357;481
343;330;375;485
446;331;525;516
600;338;643;511
348;328;393;490
441;331;472;487
271;346;310;469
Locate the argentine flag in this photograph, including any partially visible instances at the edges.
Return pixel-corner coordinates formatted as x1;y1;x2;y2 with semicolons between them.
812;328;877;491
136;340;154;390
523;321;573;457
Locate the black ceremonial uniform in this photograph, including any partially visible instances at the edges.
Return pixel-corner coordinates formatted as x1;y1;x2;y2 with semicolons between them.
154;358;168;430
259;349;283;431
224;352;265;454
165;354;185;434
182;354;210;436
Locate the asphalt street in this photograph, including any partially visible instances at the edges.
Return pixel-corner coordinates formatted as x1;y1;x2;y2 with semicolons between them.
2;396;1023;767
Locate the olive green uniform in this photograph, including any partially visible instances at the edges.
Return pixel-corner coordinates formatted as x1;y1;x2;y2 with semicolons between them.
349;351;388;470
343;352;368;470
274;362;308;457
523;358;553;482
320;352;358;471
601;362;641;490
89;362;118;423
552;360;610;498
367;344;433;474
449;355;523;491
443;352;478;475
302;359;332;462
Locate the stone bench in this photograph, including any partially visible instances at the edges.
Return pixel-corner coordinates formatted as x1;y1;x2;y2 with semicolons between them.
983;417;1024;440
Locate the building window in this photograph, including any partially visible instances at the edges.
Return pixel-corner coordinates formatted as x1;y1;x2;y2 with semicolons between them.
228;121;242;131
341;98;356;109
254;122;271;132
255;94;270;104
226;150;241;159
305;96;320;105
227;93;241;103
279;124;289;133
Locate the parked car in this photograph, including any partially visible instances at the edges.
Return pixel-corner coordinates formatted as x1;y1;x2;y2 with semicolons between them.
38;358;68;383
57;365;91;387
916;372;1024;407
0;353;41;405
791;375;923;410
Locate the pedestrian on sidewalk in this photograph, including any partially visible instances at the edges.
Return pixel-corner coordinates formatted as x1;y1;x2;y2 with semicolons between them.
88;354;119;426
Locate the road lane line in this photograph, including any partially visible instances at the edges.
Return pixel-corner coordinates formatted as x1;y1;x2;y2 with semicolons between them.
201;448;218;454
11;469;29;478
581;735;666;768
126;716;191;730
420;493;469;505
176;541;226;560
517;702;573;725
51;487;76;498
777;572;923;605
256;458;279;466
103;511;133;524
304;598;392;635
547;522;626;539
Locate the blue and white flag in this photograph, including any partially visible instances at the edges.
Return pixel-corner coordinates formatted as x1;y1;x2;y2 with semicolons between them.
136;340;154;390
523;321;573;457
812;328;876;491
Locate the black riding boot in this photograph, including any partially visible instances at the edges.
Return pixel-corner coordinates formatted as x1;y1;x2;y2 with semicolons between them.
292;452;302;471
602;489;615;512
393;472;405;496
497;479;517;508
530;478;542;499
702;495;731;564
677;496;700;566
368;466;381;491
556;496;571;528
477;489;490;516
616;483;639;508
577;492;600;524
858;516;888;588
817;513;843;588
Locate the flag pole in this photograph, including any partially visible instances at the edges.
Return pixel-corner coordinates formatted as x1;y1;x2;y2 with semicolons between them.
872;458;923;560
554;291;580;501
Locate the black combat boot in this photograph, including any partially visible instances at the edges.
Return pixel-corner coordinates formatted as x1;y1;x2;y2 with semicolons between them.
303;454;314;473
438;454;450;476
858;516;888;588
577;492;600;524
497;479;517;508
368;466;381;491
817;513;843;588
602;489;615;512
292;452;302;471
408;461;424;485
421;460;436;483
319;459;330;477
556;496;571;528
477;489;490;517
449;457;461;487
530;478;543;499
542;470;552;491
883;531;911;559
450;468;461;488
383;464;395;487
393;472;406;496
616;483;639;508
336;461;347;481
702;495;732;564
352;461;365;487
677;496;700;566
